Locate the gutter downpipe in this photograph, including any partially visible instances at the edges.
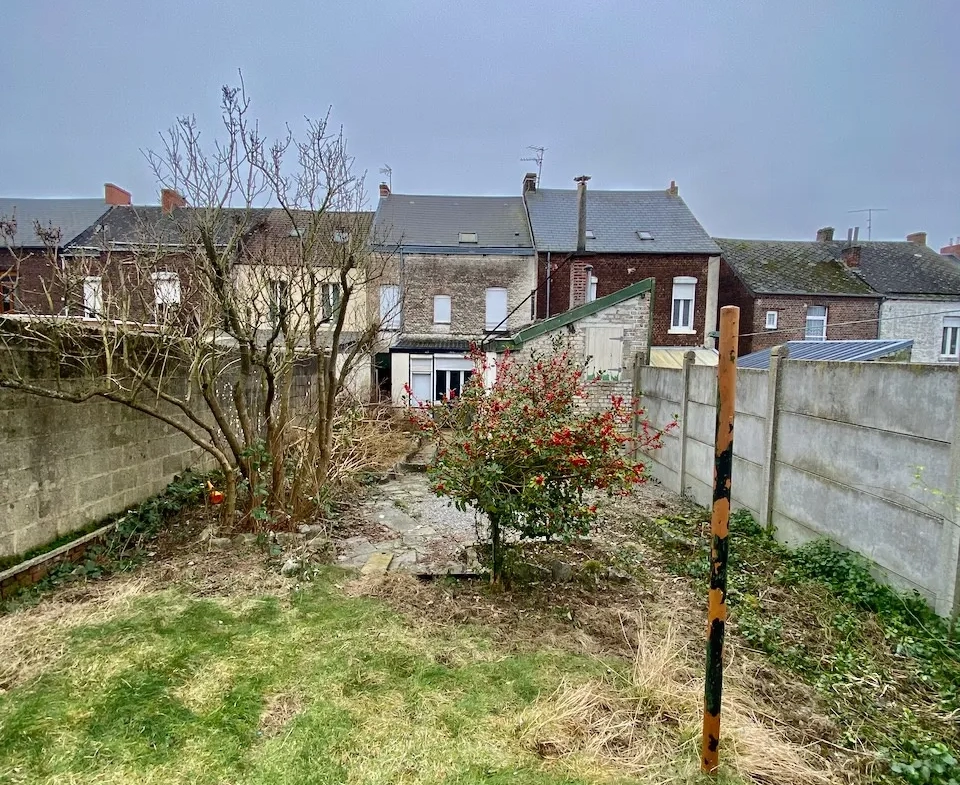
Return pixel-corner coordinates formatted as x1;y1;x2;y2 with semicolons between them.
545;251;551;319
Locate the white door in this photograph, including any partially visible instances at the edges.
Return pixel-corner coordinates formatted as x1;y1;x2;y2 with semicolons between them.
410;373;432;404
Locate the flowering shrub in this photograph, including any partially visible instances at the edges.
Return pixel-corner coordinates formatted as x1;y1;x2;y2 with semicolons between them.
407;339;673;582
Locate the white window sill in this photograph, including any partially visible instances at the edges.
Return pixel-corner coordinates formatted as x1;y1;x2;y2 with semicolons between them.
938;356;959;363
667;327;696;335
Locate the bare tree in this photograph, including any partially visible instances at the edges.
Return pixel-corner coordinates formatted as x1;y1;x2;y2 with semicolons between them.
0;83;398;527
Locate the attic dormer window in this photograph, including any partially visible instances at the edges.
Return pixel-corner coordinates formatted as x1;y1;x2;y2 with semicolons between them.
333;230;350;244
585;230;596;240
458;232;478;244
637;231;654;241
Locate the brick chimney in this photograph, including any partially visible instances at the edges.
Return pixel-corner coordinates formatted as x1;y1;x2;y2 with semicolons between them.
941;238;960;256
842;245;861;267
104;183;131;206
570;262;592;308
906;231;927;246
522;172;537;194
161;188;186;214
379;182;391;197
574;175;590;252
816;226;834;242
666;180;679;197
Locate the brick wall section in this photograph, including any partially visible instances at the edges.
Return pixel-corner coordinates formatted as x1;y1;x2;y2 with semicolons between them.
535;252;712;346
719;259;881;354
739;296;879;354
400;252;536;337
508;292;651;413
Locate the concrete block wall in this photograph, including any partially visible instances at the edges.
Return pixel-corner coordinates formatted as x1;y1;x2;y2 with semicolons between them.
638;355;960;617
0;355;325;561
0;388;202;559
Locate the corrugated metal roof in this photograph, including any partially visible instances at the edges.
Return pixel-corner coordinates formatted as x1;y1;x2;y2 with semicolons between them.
0;198;110;248
738;339;914;369
524;188;719;254
373;194;533;251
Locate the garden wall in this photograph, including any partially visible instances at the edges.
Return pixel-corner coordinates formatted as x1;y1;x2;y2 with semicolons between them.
0;349;322;561
637;350;960;617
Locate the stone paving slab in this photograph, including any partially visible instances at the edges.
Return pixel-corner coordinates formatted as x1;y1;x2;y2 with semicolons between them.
336;471;484;576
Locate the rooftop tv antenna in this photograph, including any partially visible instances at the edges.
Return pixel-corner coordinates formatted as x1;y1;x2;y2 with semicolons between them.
378;165;392;191
848;207;888;240
521;146;546;185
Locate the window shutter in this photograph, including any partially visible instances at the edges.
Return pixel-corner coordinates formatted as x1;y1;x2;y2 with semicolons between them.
585;326;624;380
485;288;508;330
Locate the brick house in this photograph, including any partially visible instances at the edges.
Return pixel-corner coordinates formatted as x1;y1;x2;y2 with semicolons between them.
716;230;882;356
718;228;960;363
0;185;128;314
370;185;536;404
521;174;721;356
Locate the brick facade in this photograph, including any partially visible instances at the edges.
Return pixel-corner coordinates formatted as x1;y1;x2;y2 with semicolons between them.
719;259;881;354
399;252;537;337
535;252;713;346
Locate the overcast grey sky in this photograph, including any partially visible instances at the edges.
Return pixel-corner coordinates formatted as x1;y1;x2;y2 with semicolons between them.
2;1;957;247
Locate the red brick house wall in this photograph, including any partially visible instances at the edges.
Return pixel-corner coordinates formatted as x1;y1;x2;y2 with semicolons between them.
535;252;713;346
0;248;67;314
719;259;880;354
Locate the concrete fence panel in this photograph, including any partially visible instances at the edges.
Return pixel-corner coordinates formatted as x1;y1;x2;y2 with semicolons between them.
637;355;960;617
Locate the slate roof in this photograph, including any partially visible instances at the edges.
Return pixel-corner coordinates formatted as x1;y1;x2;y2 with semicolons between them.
69;205;268;250
390;337;472;353
524;188;719;254
850;242;960;296
0;198;111;248
372;195;533;253
717;237;960;298
715;238;877;296
738;339;914;369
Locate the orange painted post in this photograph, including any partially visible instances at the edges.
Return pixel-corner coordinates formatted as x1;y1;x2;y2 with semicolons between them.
701;305;740;774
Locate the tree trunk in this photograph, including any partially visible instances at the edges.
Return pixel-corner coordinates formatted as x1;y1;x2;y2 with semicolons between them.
221;464;237;528
489;513;503;585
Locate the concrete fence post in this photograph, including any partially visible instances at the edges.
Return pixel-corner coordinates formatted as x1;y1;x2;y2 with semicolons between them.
937;369;960;620
630;351;648;460
761;345;789;531
677;350;696;496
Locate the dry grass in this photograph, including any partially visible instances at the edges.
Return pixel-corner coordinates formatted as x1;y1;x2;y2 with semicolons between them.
258;691;304;738
519;621;839;785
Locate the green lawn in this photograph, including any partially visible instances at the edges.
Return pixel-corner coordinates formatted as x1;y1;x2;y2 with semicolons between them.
0;570;642;785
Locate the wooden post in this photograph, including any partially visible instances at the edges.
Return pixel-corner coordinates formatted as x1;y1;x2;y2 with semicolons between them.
701;305;739;774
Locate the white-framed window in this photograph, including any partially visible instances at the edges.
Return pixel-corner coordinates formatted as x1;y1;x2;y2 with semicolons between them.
268;279;290;325
670;276;696;332
940;316;960;360
586;274;598;303
433;295;451;324
321;282;341;321
83;276;103;319
332;229;350;244
409;356;434;405
485;287;508;331
153;271;181;306
805;305;827;341
380;284;401;329
458;232;478;244
765;311;778;329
